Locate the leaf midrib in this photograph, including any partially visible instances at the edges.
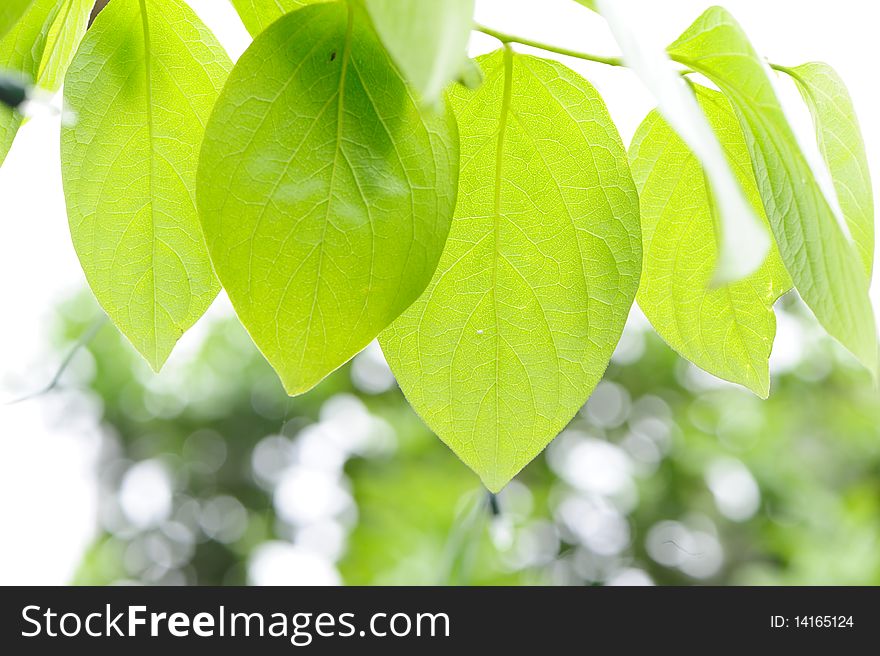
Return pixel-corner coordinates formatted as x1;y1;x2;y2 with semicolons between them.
785;65;873;273
138;0;161;366
299;0;354;378
35;0;73;88
487;45;514;471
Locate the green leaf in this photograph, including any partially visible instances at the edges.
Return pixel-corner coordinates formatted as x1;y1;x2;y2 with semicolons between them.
232;0;476;102
229;0;324;36
364;0;475;105
197;1;459;395
380;48;641;492
630;85;792;397
592;0;769;284
61;0;232;370
776;62;874;277
35;0;94;92
0;0;60;166
0;0;33;40
668;7;877;374
0;0;92;166
572;0;597;11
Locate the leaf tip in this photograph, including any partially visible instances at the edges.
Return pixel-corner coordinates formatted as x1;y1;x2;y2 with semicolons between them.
142;347;169;374
732;361;771;399
752;379;771;400
280;380;313;398
479;473;510;495
112;325;174;373
278;369;324;398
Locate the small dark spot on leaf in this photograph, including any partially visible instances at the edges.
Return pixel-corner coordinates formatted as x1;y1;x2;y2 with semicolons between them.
0;75;28;110
329;51;337;62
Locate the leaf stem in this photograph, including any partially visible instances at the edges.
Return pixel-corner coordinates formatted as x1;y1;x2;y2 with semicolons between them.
769;63;794;75
676;56;796;83
475;25;793;81
473;23;624;67
488;492;501;516
769;62;806;85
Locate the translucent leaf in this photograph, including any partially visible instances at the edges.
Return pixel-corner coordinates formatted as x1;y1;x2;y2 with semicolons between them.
0;0;60;166
380;48;641;492
0;0;91;164
0;0;33;40
229;0;324;36
572;0;597;11
35;0;94;92
232;0;476;104
777;62;874;277
630;86;792;397
668;7;877;374
592;0;769;284
197;2;459;395
61;0;232;369
364;0;475;105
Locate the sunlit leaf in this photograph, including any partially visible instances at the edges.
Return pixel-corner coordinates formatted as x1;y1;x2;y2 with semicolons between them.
229;0;324;36
776;62;874;277
668;7;877;373
61;0;232;369
630;85;792;397
0;0;92;160
380;48;641;492
591;0;769;284
0;0;33;40
0;0;59;166
232;0;476;103
364;0;475;105
572;0;597;11
35;0;94;92
197;2;459;395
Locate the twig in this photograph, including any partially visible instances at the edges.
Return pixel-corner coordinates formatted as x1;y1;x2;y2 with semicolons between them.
474;23;624;67
6;315;107;405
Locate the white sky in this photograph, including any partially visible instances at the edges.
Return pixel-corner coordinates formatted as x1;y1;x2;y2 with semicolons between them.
0;0;877;583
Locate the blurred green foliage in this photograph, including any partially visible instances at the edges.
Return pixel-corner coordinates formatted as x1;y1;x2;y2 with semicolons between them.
51;291;879;586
